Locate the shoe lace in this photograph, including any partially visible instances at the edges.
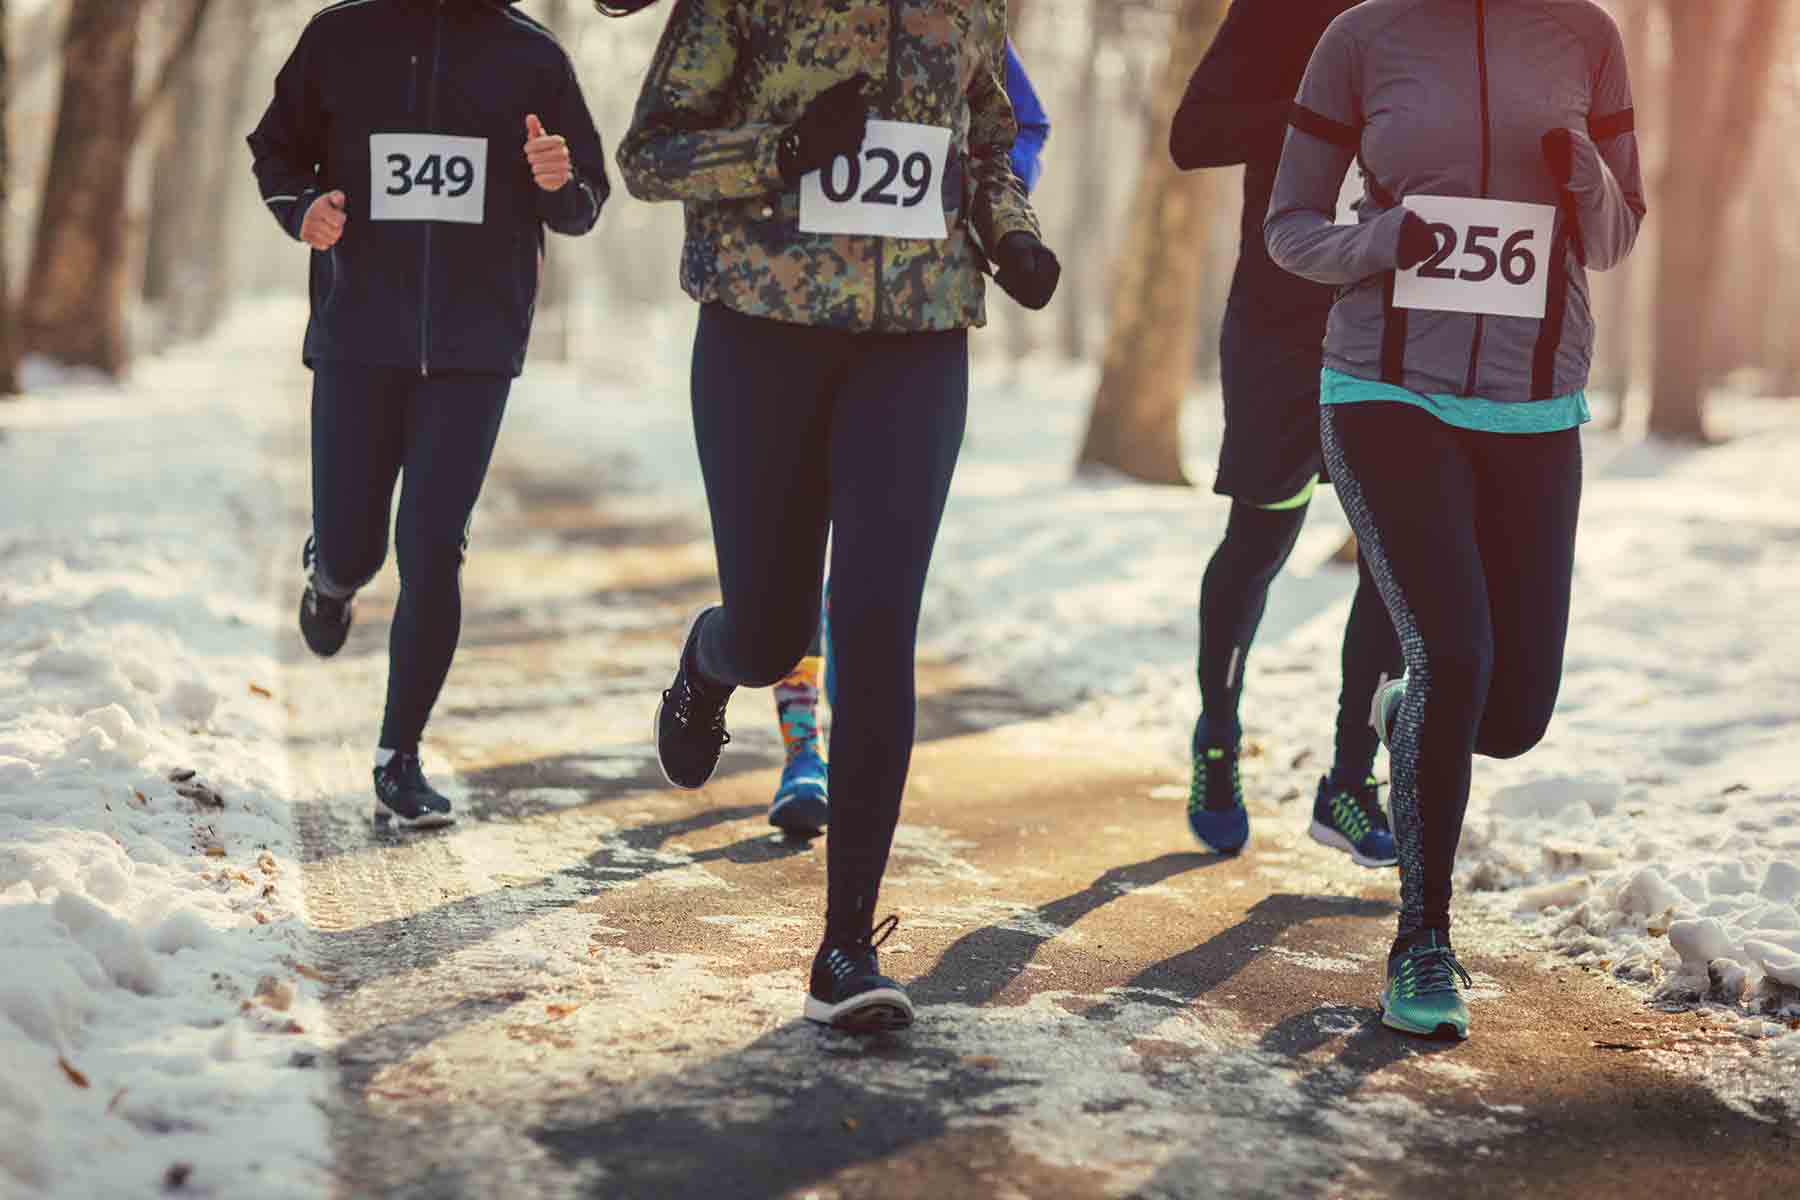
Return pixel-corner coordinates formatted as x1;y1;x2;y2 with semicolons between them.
1331;777;1388;839
665;670;732;747
1189;746;1241;813
1399;945;1473;998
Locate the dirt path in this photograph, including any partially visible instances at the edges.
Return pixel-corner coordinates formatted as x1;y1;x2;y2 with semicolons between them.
272;402;1796;1199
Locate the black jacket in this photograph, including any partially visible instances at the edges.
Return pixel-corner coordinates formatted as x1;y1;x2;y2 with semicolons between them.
248;0;609;377
1170;0;1356;326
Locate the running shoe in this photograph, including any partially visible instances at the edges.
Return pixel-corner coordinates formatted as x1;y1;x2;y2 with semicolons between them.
804;914;914;1032
1309;774;1399;868
1379;929;1473;1041
654;607;733;789
1187;725;1248;855
770;747;829;837
299;537;353;658
373;752;455;830
1370;676;1407;749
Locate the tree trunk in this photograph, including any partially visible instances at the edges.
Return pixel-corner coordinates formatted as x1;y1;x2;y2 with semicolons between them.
0;0;17;396
534;0;576;362
1058;0;1110;361
1595;0;1653;430
1647;0;1785;441
1075;0;1228;485
19;0;147;373
141;6;207;326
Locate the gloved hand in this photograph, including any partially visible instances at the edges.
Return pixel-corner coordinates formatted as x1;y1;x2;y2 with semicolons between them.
777;75;871;186
1542;128;1575;189
1396;210;1439;271
994;232;1061;310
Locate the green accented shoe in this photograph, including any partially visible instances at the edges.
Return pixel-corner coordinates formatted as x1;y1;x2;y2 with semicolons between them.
1379;930;1473;1041
1187;743;1248;855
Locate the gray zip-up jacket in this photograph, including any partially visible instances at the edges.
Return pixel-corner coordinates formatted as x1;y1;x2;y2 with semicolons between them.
1265;0;1645;403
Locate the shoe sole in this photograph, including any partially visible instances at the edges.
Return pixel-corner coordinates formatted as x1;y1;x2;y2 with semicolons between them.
769;789;829;838
298;593;353;658
653;606;722;791
373;806;456;831
804;989;915;1033
1377;997;1469;1041
1188;812;1248;856
1308;820;1398;869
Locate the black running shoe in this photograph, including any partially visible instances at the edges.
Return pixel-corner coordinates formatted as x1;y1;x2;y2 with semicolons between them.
654;607;733;789
373;752;456;830
804;915;915;1033
299;538;353;658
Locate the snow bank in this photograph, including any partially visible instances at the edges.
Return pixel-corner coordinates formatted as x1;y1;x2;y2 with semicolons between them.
0;305;332;1197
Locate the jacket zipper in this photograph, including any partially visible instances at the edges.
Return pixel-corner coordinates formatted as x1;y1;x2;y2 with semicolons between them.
1463;0;1492;397
408;54;419;115
420;1;445;377
872;0;902;331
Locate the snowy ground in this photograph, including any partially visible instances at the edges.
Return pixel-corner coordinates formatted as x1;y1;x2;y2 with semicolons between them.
2;301;1794;1196
0;315;332;1197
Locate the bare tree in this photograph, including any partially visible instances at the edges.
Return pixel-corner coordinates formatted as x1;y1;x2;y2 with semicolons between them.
18;0;213;375
1075;0;1228;484
1;0;16;396
1647;0;1787;440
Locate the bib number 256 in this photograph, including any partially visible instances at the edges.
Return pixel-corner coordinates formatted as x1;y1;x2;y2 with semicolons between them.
369;133;488;225
1393;196;1557;320
800;120;951;240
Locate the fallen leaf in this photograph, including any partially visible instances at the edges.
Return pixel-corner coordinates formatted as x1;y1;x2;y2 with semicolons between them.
960;1055;1000;1070
261;884;277;899
177;782;225;809
249;683;273;699
254;977;294;1012
58;1057;90;1088
1722;783;1750;795
282;1020;305;1035
254;911;271;925
106;1088;128;1115
1289;750;1315;770
164;1164;193;1190
1592;1041;1645;1051
167;768;196;783
257;852;278;876
132;790;148;808
288;962;334;984
545;1004;582;1019
204;846;226;859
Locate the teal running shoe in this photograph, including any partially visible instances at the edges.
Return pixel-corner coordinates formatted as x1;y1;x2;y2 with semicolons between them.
1380;930;1473;1041
1309;774;1398;868
1370;676;1407;749
770;746;829;838
1187;734;1247;855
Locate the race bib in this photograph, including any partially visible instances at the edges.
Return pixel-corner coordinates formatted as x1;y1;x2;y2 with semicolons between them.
799;121;951;240
1393;195;1557;319
369;133;487;224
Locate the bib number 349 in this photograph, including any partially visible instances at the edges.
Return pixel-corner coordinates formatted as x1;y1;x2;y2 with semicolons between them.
1393;196;1557;320
799;121;951;240
370;133;488;224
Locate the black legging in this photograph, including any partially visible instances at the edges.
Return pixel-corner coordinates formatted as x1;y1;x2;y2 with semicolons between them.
1321;402;1580;939
309;363;509;753
689;304;967;940
1198;500;1401;780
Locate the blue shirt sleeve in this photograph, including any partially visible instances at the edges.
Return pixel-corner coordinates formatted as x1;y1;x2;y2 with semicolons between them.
1003;41;1049;195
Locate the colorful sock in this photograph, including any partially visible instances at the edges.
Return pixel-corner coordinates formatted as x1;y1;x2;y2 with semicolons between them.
774;656;824;759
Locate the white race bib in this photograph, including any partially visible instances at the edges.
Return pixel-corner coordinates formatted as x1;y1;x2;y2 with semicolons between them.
799;120;951;240
1393;195;1557;319
369;133;488;224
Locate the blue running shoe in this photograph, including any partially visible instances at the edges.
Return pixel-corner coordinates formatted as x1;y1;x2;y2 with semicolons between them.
770;747;830;838
1370;676;1407;749
1309;774;1398;868
1187;729;1247;854
1380;930;1473;1041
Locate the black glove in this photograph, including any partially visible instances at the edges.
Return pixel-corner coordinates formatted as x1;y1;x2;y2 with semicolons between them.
1396;211;1439;271
1542;128;1574;189
777;75;871;186
994;232;1061;311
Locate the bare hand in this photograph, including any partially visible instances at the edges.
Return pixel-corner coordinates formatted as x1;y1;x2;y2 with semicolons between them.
301;190;347;251
524;114;572;192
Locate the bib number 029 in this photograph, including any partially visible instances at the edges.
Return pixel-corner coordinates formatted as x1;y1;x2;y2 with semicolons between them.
369;133;488;225
800;120;951;240
1393;195;1558;320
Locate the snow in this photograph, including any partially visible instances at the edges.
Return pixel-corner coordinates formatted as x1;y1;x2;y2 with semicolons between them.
0;307;332;1197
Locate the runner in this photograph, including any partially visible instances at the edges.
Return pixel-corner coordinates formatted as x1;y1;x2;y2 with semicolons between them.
611;0;1059;1031
249;0;609;829
1170;0;1404;868
764;39;1051;842
1266;0;1645;1039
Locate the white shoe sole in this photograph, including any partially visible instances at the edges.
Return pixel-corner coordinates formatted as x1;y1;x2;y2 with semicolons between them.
1308;820;1397;868
374;806;456;831
804;987;915;1032
769;788;829;836
654;605;721;790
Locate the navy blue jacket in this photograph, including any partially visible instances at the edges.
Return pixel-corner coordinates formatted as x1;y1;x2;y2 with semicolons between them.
248;0;609;377
1170;0;1356;325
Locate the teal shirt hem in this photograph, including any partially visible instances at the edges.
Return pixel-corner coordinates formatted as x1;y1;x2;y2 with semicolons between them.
1320;369;1590;434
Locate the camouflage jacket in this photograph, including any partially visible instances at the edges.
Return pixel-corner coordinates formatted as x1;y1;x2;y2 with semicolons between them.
618;0;1041;333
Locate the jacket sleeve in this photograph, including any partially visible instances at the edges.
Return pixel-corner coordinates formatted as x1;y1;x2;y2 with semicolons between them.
1168;0;1289;169
1264;19;1410;286
1003;42;1049;193
1565;18;1645;271
616;0;785;203
246;25;325;242
969;22;1041;253
537;55;611;236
